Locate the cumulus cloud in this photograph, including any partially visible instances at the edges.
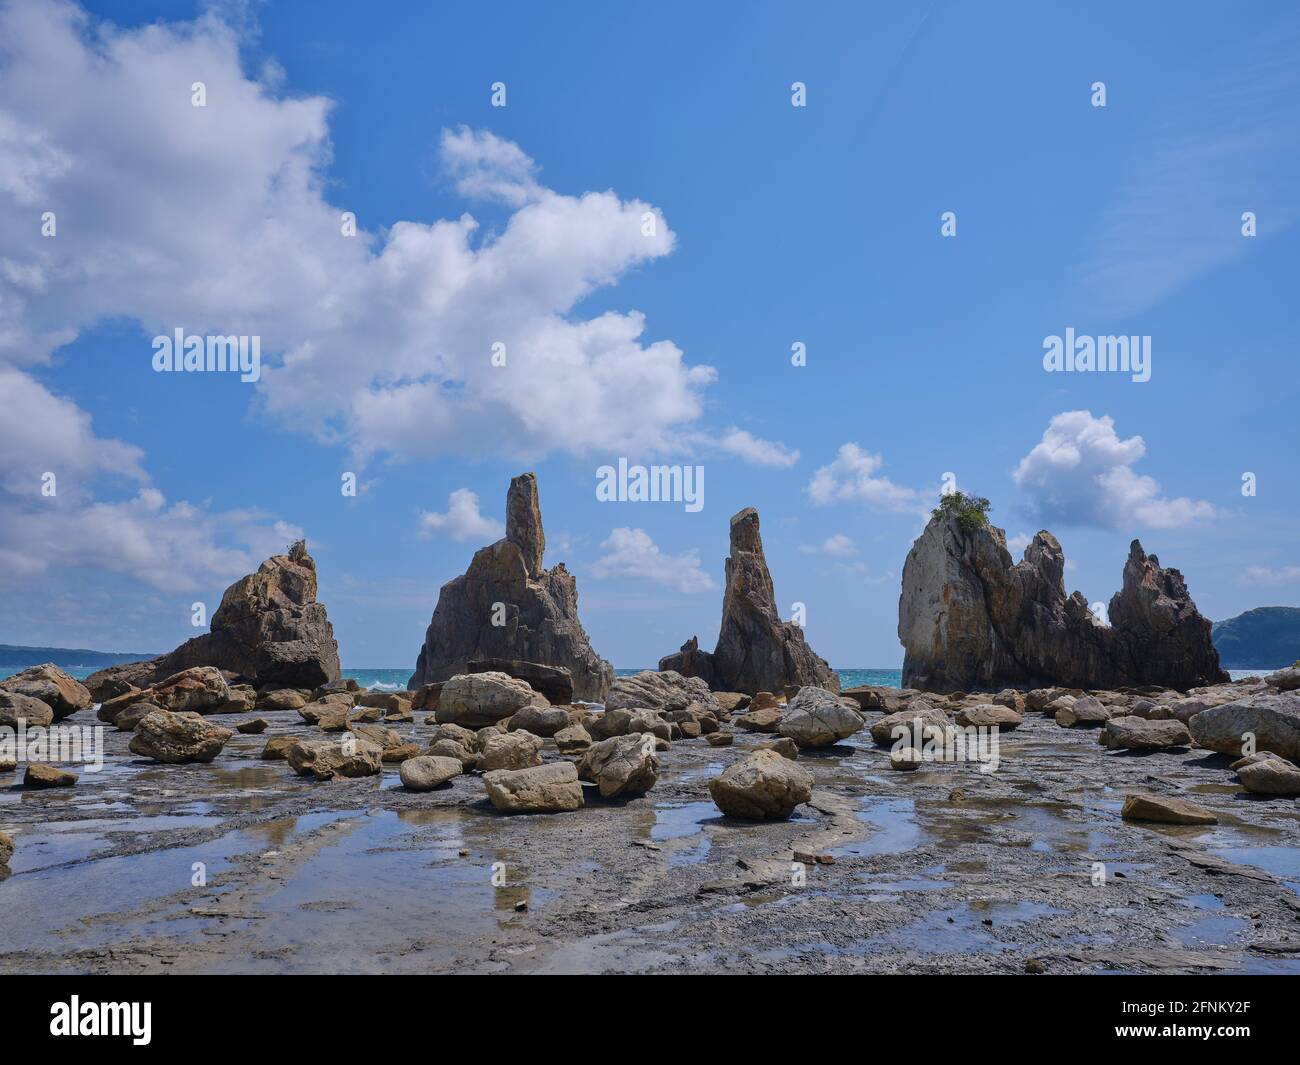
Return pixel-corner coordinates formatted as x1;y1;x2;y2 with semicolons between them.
807;444;919;511
591;527;716;594
800;533;857;557
0;1;784;471
1012;411;1215;530
418;488;504;542
0;487;303;592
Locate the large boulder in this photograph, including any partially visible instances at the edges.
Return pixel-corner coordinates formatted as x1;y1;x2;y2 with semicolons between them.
898;506;1226;693
435;672;546;730
409;473;613;701
1187;691;1300;761
476;730;543;771
0;690;54;728
399;755;463;791
659;508;838;695
0;664;91;721
577;734;660;798
1101;716;1191;750
286;737;384;780
128;710;233;764
147;667;231;714
603;670;721;717
484;762;584;813
709;749;814;820
466;659;574;705
777;687;864;748
85;541;342;692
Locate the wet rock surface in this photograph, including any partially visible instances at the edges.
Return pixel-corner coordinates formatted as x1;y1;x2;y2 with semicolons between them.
1;681;1300;975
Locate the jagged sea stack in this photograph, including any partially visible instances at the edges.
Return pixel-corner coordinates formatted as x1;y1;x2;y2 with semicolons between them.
408;473;614;701
660;507;839;694
897;504;1226;693
86;540;342;696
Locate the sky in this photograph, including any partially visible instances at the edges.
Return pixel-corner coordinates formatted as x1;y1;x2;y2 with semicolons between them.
1;0;1297;669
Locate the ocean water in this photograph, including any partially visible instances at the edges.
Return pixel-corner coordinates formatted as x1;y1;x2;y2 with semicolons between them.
2;664;1277;692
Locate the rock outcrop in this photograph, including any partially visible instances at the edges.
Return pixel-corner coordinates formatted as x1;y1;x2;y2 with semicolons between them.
659;508;839;695
408;474;613;701
86;541;341;695
0;664;91;721
898;508;1226;693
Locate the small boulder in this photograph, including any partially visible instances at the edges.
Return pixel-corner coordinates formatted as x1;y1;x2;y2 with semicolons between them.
399;755;463;791
148;667;231;714
1100;716;1191;750
554;723;592;754
1265;666;1300;692
777;687;865;748
577;734;660;798
706;731;734;747
114;700;165;731
484;762;584;813
24;763;77;788
129;710;234;764
0;830;12;872
1187;692;1300;761
236;717;269;734
286;737;383;780
1120;792;1217;826
758;736;800;760
734;705;782;733
1055;695;1111;728
261;736;295;760
869;704;950;746
890;747;924;771
477;730;544;772
258;689;307;712
954;704;1023;730
507;703;572;737
1237;756;1300;796
708;749;813;821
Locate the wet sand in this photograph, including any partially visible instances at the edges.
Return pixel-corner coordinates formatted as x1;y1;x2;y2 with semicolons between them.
2;707;1299;974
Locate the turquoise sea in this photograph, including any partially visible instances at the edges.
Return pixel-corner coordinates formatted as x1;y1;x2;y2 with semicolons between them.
12;664;1273;693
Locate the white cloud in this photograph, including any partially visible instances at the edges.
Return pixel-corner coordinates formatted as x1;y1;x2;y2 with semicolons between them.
418;488;504;542
1007;532;1032;555
807;444;919;511
0;487;302;592
1012;411;1214;530
0;1;787;471
800;533;857;557
591;527;716;594
1242;565;1300;585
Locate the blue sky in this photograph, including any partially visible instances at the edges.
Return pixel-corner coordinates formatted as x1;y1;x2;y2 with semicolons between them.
1;0;1297;668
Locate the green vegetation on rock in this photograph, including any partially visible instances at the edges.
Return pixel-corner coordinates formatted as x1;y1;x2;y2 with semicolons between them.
933;491;992;533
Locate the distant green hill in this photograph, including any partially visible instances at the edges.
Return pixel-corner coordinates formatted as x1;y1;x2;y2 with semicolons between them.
0;644;158;670
1212;607;1300;669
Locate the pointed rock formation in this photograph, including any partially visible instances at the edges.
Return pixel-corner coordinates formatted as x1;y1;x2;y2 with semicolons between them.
897;506;1226;693
86;541;341;696
660;507;839;695
408;473;613;701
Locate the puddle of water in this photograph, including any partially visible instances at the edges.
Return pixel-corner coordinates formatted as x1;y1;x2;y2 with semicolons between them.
831;796;920;858
652;801;718;867
1171;913;1248;949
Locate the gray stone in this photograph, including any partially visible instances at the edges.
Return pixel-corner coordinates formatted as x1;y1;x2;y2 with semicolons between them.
777;686;864;748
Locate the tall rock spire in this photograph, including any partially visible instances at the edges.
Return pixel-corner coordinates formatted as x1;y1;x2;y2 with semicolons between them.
660;507;839;695
506;472;546;579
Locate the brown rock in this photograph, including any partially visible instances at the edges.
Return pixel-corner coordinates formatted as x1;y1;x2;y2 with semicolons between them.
1121;792;1218;825
129;710;234;764
24;763;77;788
0;664;91;721
708;749;813;820
484;761;584;813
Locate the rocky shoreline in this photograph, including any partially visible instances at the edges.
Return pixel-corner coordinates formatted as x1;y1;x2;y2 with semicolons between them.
1;475;1297;974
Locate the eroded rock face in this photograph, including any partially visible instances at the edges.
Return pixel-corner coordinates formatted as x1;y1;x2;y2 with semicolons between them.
898;510;1226;693
660;508;838;696
603;670;720;717
86;541;341;693
409;474;613;701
